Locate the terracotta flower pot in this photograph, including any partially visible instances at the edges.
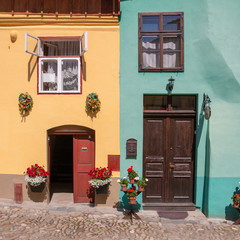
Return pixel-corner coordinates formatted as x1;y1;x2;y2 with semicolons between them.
128;197;136;205
129;177;135;184
121;184;128;192
138;185;144;192
233;201;239;208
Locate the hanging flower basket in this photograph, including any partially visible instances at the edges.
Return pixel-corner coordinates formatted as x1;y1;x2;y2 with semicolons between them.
18;92;33;115
29;182;45;192
86;93;101;114
96;183;110;194
88;167;112;194
24;164;49;189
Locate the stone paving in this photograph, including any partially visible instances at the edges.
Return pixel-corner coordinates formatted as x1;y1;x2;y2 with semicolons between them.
0;200;240;239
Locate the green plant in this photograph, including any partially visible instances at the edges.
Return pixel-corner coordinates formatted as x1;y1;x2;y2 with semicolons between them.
232;194;240;203
117;177;129;185
127;166;138;178
136;178;148;187
126;188;137;198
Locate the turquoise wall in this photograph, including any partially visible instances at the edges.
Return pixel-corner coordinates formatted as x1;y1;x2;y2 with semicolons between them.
120;0;240;218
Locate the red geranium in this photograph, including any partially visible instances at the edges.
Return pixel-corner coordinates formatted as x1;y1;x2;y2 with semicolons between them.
128;188;134;193
127;166;133;173
88;167;112;180
24;164;49;178
126;188;137;198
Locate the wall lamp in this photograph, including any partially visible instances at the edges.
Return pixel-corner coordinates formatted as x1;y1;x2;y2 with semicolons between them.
168;76;175;92
203;93;211;120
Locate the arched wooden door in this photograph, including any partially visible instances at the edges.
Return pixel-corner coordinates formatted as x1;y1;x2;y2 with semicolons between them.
48;129;95;203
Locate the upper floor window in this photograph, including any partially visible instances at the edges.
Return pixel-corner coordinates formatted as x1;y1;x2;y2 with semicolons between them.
138;12;184;72
25;32;88;94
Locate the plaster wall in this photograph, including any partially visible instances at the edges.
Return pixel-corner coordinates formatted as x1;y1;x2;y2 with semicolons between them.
119;0;240;218
0;16;120;203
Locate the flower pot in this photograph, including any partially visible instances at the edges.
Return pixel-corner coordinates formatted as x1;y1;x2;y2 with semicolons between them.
96;184;109;194
29;182;45;192
128;197;137;205
129;177;135;184
121;184;128;192
233;201;240;208
138;185;144;192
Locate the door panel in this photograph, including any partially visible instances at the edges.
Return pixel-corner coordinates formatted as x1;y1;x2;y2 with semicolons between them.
73;135;94;203
143;116;195;204
168;118;194;203
143;119;165;203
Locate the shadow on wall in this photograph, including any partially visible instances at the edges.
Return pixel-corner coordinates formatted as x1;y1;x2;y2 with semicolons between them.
202;120;211;217
196;37;240;103
225;187;240;221
196;98;205;149
28;45;38;82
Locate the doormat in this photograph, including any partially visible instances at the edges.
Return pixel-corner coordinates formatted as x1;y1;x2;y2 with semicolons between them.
157;212;188;219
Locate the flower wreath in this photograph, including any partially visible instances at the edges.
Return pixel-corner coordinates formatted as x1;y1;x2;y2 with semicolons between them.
18;92;33;114
86;93;101;114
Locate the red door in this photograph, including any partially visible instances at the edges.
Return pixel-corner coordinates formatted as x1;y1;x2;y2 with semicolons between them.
73;135;94;203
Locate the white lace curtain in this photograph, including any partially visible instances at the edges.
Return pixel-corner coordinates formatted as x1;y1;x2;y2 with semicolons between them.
142;38;179;68
42;41;80;56
163;38;179;68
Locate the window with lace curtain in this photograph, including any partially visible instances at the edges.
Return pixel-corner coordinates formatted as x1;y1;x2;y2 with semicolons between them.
138;13;184;72
25;33;87;94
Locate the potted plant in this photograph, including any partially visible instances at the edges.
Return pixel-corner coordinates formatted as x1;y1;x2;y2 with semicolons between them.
126;188;137;204
88;167;112;194
232;194;240;208
136;178;148;191
117;177;129;191
24;164;49;192
127;166;139;184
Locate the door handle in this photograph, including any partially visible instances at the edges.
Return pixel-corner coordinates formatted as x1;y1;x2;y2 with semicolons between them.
169;163;175;169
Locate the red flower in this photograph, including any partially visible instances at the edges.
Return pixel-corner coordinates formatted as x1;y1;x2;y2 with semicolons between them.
127;166;133;173
128;189;134;193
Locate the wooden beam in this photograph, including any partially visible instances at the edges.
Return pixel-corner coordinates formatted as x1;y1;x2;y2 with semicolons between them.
99;0;101;15
55;0;58;15
11;0;14;15
85;0;87;15
113;0;115;14
41;0;43;14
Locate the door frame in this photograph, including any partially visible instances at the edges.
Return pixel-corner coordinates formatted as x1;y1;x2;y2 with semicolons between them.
47;129;95;203
143;94;197;210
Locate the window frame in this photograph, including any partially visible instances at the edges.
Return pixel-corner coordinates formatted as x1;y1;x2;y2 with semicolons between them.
138;12;184;72
25;32;87;94
38;56;81;94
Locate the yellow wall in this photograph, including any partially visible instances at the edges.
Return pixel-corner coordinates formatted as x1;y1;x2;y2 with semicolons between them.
0;16;120;177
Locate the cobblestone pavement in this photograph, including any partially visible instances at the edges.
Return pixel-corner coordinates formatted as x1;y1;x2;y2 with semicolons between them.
0;204;240;240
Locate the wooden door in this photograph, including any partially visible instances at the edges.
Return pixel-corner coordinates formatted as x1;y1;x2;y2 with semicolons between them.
73;135;94;203
143;116;195;204
168;117;194;203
